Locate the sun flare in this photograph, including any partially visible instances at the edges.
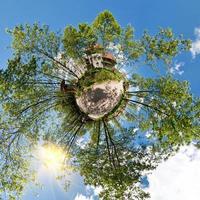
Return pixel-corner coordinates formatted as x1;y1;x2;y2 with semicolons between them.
38;144;66;171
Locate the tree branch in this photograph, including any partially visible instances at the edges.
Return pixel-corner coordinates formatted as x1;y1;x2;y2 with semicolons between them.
124;98;169;116
34;47;79;79
67;122;84;151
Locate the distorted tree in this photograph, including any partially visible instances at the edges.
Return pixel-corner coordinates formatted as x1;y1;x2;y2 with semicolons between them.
0;10;199;200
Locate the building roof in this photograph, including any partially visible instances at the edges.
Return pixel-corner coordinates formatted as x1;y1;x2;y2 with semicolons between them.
103;52;116;61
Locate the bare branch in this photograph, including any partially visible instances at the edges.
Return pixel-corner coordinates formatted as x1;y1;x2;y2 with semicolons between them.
34;47;79;79
124;98;169;116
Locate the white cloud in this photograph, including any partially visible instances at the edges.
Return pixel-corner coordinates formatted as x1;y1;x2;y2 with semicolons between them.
191;27;200;58
76;137;87;149
106;42;128;69
89;186;102;196
74;185;101;200
169;62;184;75
147;145;200;200
74;194;93;200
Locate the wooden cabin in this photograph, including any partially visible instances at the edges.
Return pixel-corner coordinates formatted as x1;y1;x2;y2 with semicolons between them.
84;44;116;68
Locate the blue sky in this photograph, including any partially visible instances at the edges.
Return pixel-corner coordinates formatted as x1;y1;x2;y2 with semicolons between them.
1;0;200;96
1;0;200;199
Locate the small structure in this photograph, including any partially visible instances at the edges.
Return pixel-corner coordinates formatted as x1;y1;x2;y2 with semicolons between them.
102;52;117;67
85;53;104;68
84;44;116;68
60;80;76;93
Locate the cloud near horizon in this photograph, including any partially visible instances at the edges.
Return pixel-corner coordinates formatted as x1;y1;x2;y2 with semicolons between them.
74;185;101;200
74;145;200;200
191;27;200;58
147;145;200;200
74;194;93;200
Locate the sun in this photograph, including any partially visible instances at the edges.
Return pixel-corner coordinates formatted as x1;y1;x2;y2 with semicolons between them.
38;143;66;171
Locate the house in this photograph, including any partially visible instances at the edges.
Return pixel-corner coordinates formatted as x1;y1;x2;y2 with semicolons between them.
84;44;116;68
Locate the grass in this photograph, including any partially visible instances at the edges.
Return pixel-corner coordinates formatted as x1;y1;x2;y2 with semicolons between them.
76;67;124;95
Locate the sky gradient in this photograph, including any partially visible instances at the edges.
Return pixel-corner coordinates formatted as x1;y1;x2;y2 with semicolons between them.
1;1;200;199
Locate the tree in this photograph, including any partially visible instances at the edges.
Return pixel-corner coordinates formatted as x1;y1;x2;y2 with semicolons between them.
0;10;199;199
76;127;165;200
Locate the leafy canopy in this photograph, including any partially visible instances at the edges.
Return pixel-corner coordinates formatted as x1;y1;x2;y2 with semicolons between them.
0;10;199;200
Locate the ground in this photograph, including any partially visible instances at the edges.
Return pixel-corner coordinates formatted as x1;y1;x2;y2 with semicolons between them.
76;80;124;120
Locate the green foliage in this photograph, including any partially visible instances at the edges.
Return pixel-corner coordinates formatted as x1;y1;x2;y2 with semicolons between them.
63;24;97;58
130;74;200;149
76;129;160;200
63;10;122;58
9;23;60;57
120;25;144;60
77;67;124;94
0;10;198;200
62;11;191;67
0;116;36;200
92;10;121;45
140;28;192;65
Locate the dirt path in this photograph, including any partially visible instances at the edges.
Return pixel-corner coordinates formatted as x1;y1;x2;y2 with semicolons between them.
76;80;124;120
